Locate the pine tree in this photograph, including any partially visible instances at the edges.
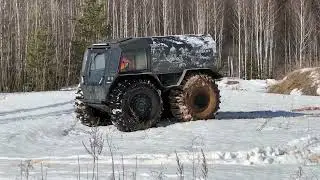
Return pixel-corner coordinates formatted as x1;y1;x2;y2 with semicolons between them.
72;0;112;76
26;28;55;91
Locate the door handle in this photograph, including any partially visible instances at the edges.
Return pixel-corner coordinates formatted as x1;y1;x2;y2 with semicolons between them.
99;77;104;85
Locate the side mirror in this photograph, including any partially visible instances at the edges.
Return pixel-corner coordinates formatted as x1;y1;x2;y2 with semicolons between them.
81;76;85;84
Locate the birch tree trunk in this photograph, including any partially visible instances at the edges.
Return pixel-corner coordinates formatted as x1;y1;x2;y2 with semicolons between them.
163;0;168;35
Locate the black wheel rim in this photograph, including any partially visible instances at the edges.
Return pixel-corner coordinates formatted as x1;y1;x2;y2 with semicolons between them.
188;88;210;113
129;93;152;119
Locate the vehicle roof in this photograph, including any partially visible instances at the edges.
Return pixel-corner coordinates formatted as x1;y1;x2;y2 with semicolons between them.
88;34;214;51
89;34;212;46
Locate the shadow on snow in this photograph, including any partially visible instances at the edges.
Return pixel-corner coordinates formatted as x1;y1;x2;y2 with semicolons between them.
154;110;306;129
216;110;305;120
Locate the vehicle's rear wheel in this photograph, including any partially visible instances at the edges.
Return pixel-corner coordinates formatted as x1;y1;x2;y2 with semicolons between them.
169;74;220;122
108;80;163;132
74;85;111;127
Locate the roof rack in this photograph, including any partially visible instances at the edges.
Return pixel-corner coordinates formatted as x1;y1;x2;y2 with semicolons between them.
92;43;109;46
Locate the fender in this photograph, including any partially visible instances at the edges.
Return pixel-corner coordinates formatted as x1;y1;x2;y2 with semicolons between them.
108;72;164;94
167;68;223;88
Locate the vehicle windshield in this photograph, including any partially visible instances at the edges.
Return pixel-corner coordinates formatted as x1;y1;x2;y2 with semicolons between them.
81;49;89;74
89;52;105;70
86;49;107;85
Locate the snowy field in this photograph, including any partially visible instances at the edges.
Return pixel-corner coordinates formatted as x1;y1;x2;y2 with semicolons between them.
0;78;319;180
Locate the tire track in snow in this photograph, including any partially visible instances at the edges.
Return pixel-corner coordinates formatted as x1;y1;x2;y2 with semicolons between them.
0;100;74;124
0;100;73;116
0;109;74;124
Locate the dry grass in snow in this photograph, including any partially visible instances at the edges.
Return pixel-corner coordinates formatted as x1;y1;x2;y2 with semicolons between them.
268;67;320;96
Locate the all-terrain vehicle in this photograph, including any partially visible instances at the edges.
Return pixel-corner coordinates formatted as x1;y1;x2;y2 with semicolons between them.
75;34;222;132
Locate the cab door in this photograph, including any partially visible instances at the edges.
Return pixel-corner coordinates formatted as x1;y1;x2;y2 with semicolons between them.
84;48;109;103
105;47;121;86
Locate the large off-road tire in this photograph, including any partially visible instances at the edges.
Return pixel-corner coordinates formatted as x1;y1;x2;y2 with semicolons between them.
169;74;220;122
108;80;163;132
74;85;111;127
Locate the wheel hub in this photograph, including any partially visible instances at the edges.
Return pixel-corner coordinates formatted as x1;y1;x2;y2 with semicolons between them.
188;88;210;113
130;94;152;118
194;93;209;109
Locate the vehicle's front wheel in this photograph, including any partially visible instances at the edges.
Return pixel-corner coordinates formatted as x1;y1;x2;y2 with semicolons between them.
169;74;220;122
109;80;163;132
74;85;111;126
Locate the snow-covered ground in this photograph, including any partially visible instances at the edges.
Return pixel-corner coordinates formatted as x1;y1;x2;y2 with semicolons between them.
0;78;319;179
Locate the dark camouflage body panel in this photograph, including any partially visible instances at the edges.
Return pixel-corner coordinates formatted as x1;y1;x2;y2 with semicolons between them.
149;34;217;73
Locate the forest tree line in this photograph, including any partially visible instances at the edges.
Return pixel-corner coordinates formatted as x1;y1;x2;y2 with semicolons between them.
0;0;319;92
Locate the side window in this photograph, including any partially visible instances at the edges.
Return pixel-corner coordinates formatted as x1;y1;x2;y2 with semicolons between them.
121;49;148;71
109;48;120;73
